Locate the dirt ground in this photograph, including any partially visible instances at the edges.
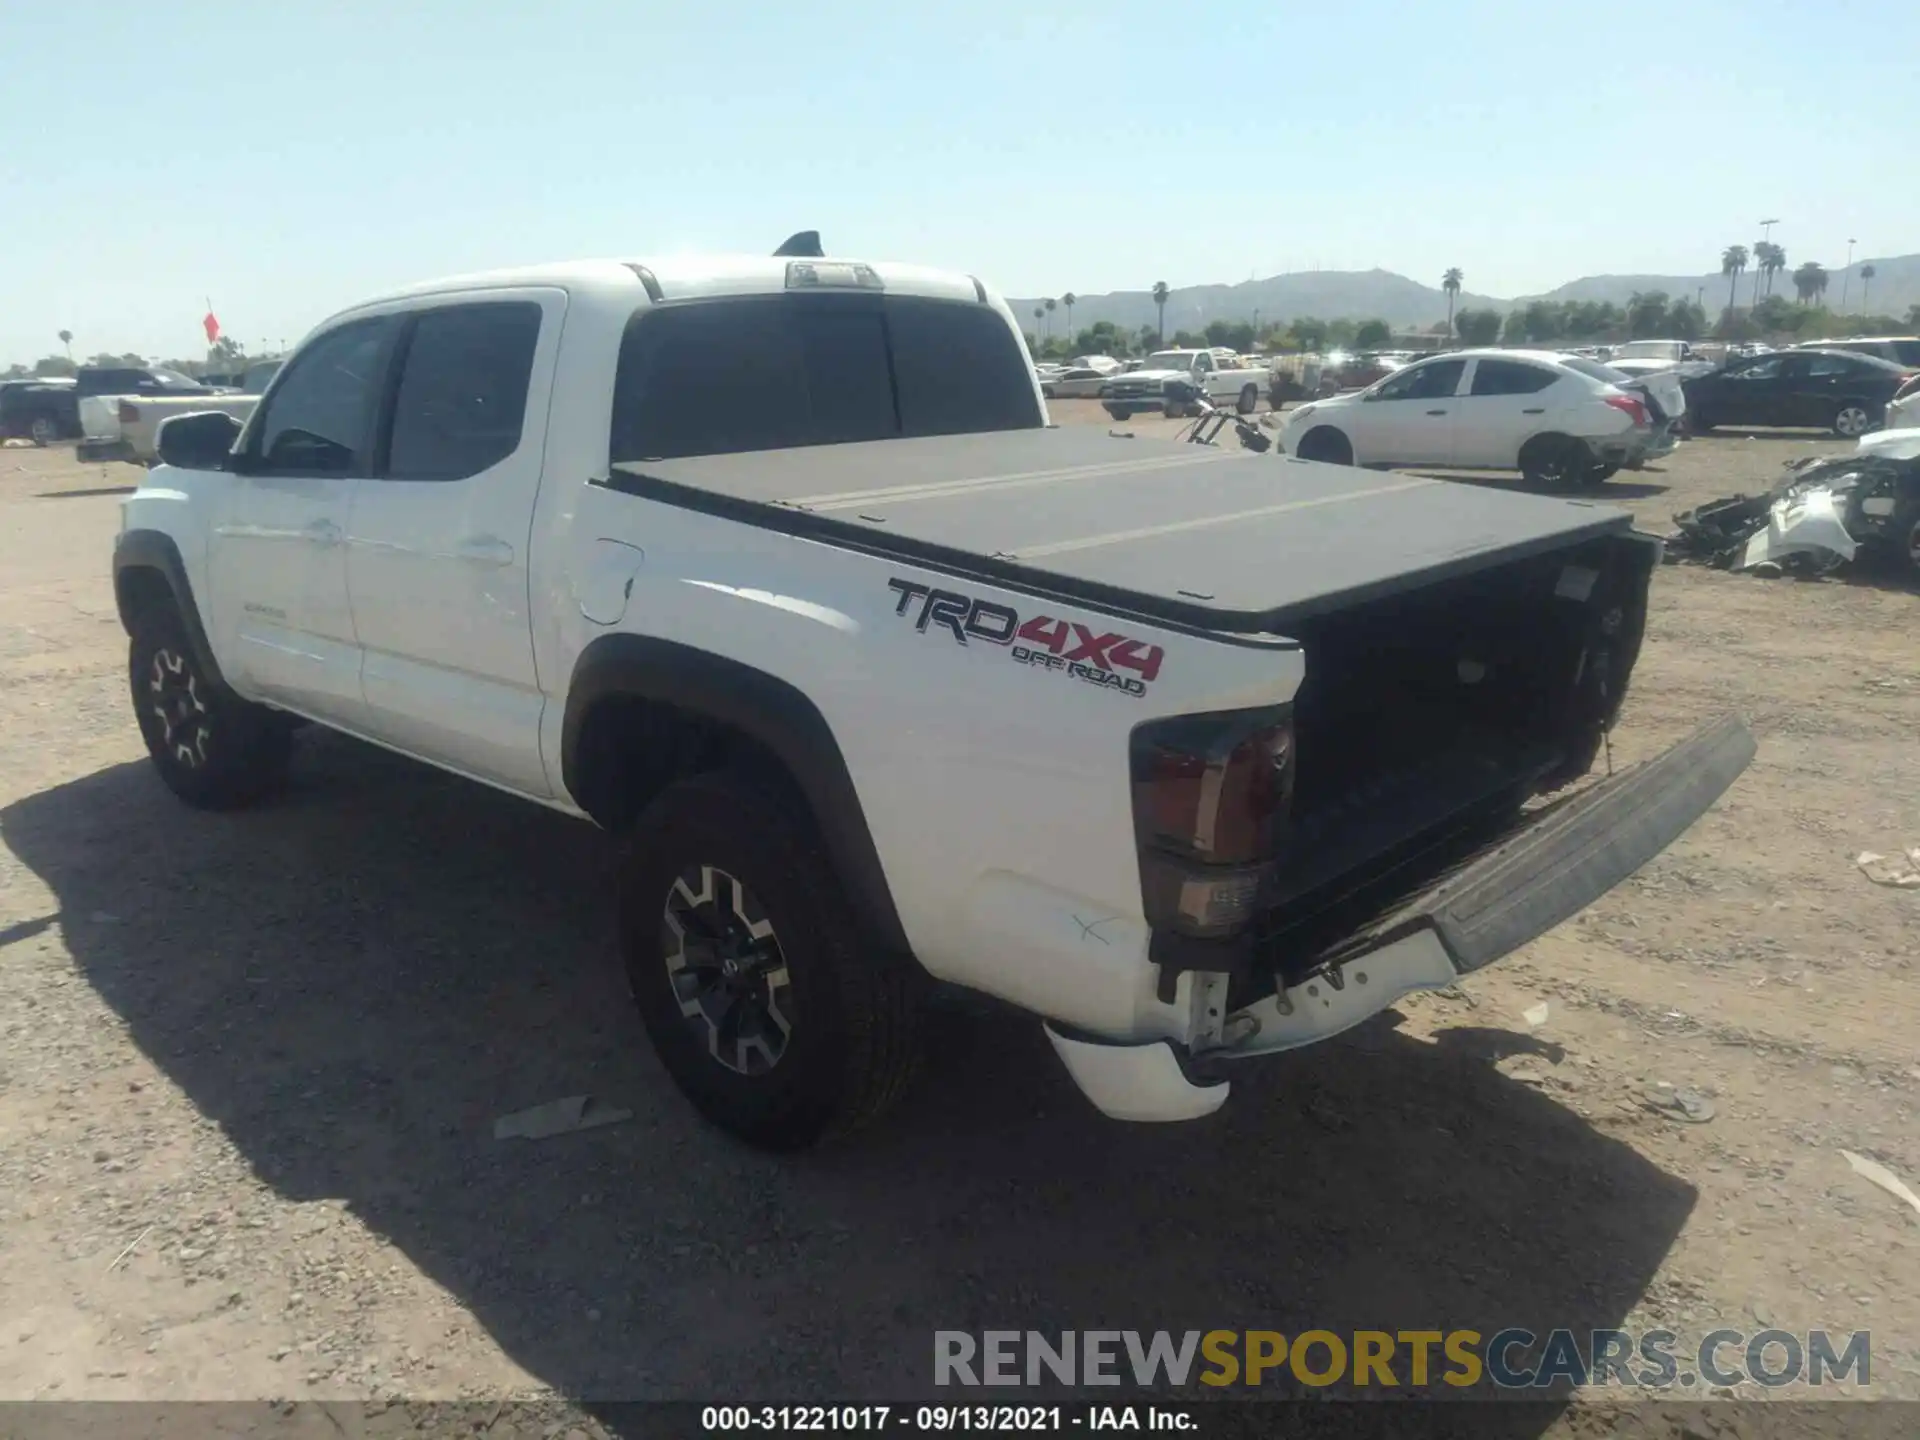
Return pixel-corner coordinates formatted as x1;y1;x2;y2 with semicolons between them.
0;413;1915;1429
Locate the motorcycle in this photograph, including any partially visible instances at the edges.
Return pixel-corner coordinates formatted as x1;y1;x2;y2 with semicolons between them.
1164;377;1271;453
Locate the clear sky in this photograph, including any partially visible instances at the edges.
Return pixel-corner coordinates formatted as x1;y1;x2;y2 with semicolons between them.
3;0;1914;363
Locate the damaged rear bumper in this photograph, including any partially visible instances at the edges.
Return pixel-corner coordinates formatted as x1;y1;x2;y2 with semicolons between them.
1049;714;1755;1121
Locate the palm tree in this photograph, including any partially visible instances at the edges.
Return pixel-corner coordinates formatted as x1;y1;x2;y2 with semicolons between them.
1043;297;1057;339
1720;246;1748;314
58;329;73;360
1791;262;1828;305
1061;292;1076;344
1859;264;1876;312
1758;243;1787;298
1442;268;1463;339
1151;281;1170;343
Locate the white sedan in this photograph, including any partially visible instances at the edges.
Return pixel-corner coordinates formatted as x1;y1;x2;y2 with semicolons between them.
1277;348;1671;488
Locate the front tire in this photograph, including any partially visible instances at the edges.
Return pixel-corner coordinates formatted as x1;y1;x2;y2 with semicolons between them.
29;415;55;446
619;770;923;1150
1105;405;1132;421
129;608;292;809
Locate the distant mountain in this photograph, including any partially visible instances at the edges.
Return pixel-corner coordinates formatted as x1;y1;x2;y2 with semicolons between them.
1011;269;1504;337
1013;254;1920;336
1520;253;1920;318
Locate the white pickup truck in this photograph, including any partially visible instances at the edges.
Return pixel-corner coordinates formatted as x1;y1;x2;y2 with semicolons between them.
116;247;1754;1150
81;359;282;466
1100;348;1270;419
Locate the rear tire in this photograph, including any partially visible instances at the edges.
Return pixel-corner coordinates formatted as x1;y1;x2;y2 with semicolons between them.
1519;434;1590;490
619;770;924;1150
129;607;292;810
29;415;55;446
1294;427;1353;465
1687;413;1714;436
1105;405;1131;421
1833;402;1877;438
1236;385;1258;415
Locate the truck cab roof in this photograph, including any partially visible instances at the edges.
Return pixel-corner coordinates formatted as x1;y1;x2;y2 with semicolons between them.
346;255;1001;312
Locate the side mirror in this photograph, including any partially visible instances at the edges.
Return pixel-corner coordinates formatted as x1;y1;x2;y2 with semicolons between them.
156;410;243;471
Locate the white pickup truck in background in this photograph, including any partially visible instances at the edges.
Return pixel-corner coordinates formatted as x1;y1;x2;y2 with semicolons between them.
1101;347;1270;419
81;359;282;465
115;245;1753;1150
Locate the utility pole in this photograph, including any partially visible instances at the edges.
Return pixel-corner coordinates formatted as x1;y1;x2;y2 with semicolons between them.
1840;238;1856;312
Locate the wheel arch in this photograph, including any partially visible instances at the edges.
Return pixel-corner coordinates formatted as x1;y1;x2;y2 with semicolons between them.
1295;424;1353;463
113;529;228;690
560;633;911;957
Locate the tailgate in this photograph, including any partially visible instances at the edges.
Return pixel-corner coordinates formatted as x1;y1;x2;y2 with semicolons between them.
1629;372;1687;422
78;395;124;442
1310;713;1754;974
1223;715;1754;1056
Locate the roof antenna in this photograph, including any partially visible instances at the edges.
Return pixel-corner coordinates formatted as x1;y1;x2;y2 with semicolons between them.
774;230;823;258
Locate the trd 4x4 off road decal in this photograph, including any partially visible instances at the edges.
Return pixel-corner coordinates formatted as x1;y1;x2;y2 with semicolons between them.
886;578;1165;697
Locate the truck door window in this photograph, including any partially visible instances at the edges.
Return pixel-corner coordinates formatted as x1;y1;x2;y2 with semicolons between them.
383;302;542;481
248;317;397;476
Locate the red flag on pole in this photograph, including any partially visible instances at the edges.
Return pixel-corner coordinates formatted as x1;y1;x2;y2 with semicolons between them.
203;300;221;345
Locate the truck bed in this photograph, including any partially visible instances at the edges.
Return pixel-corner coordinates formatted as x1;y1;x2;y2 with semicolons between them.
605;427;1635;635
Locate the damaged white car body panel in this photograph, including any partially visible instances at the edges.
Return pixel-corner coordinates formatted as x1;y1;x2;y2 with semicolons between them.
1738;487;1859;571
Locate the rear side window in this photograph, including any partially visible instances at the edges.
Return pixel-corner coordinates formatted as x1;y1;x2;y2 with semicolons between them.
78;369;144;396
1890;340;1920;366
385;302;542;481
250;316;397;475
1469;359;1558;396
610;294;1041;461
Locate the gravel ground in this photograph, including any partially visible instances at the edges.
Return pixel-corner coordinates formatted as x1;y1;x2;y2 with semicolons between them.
0;422;1915;1429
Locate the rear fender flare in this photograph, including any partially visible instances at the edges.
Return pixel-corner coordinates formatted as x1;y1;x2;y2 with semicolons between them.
560;633;910;956
113;528;227;689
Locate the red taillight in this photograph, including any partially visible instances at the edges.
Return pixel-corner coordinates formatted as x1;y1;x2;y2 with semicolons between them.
1131;708;1294;939
1604;394;1649;427
117;401;139;425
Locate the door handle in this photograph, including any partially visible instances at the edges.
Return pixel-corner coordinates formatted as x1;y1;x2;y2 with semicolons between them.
1424;409;1448;416
302;519;342;547
455;536;515;567
1522;407;1546;414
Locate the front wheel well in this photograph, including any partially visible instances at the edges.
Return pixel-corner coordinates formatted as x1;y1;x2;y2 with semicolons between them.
115;564;179;633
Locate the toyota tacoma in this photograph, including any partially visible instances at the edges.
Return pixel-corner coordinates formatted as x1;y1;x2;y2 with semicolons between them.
113;240;1754;1149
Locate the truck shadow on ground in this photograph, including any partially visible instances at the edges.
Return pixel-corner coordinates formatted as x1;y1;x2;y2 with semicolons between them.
2;737;1695;1429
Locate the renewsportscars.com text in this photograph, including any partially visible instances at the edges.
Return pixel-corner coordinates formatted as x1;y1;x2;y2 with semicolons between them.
933;1328;1871;1391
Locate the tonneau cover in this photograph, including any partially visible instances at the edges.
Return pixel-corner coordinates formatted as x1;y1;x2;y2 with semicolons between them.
607;427;1636;633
